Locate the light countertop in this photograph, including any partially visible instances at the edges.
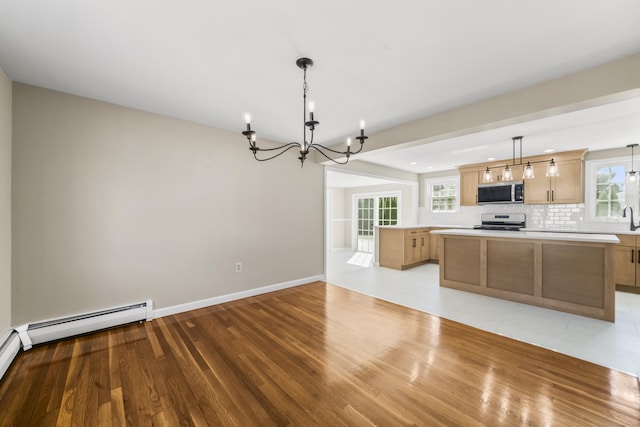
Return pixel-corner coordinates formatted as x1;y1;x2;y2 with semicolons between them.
523;227;640;236
375;224;470;229
430;228;619;244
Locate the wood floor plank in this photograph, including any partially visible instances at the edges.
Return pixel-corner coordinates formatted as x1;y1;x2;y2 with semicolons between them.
1;281;639;426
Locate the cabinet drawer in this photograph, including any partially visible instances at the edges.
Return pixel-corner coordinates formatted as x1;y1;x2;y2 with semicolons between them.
617;235;636;247
404;228;420;237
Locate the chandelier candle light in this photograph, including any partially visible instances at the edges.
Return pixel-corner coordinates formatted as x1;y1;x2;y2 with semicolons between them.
242;58;368;167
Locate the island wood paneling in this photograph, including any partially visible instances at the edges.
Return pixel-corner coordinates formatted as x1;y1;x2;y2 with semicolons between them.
439;234;616;322
443;236;481;285
542;244;605;308
1;282;638;426
486;240;535;295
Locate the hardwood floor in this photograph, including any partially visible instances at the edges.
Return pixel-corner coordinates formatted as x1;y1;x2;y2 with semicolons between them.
1;281;639;426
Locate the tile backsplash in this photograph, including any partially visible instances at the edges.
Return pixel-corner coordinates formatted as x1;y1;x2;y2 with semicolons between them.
529;204;584;229
418;202;634;232
419;203;633;232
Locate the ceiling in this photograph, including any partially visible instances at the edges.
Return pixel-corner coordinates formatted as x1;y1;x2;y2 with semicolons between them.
1;1;640;178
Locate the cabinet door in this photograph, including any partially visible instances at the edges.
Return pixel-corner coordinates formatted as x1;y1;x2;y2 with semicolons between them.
524;163;551;204
460;170;480;206
550;159;583;204
419;230;430;261
403;235;420;265
403;229;421;265
615;245;637;286
429;228;441;261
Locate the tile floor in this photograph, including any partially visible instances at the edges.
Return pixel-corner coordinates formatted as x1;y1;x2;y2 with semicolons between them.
326;250;640;377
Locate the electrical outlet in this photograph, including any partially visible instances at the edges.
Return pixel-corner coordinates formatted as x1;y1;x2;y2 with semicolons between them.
235;262;242;272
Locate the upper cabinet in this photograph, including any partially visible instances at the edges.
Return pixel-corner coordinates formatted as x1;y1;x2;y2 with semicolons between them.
524;159;583;204
458;149;586;206
460;170;480;206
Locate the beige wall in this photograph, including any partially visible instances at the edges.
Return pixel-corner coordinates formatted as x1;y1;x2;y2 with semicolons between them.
11;83;324;324
0;67;11;331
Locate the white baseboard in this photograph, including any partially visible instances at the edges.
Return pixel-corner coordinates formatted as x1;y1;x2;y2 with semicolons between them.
153;275;325;319
0;330;21;381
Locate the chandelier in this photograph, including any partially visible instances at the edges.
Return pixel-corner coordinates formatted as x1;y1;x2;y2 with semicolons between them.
482;136;560;183
242;58;368;167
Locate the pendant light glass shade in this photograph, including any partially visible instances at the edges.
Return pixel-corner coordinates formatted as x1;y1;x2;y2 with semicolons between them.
522;162;535;179
627;170;638;183
546;159;559;177
482;167;493;183
626;144;639;183
502;165;513;181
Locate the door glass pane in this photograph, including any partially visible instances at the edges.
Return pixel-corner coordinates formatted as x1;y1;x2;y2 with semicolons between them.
357;197;375;253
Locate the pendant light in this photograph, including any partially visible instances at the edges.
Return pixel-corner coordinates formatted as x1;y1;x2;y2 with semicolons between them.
482;167;493;183
482;136;559;181
522;161;535;179
502;164;513;181
546;159;559;177
627;143;639;183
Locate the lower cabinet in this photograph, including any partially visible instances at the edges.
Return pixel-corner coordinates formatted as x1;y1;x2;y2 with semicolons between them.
428;227;446;262
379;228;430;270
615;235;640;291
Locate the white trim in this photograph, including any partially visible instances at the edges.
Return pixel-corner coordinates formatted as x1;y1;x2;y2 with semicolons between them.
152;275;325;319
0;330;21;380
14;324;32;351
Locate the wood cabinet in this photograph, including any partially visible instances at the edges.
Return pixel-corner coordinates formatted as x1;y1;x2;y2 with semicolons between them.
460;170;480;206
379;227;430;270
614;234;640;291
428;227;446;262
458;150;585;206
438;232;616;321
524;159;583;204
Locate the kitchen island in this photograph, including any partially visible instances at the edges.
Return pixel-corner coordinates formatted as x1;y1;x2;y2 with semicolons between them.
431;229;619;321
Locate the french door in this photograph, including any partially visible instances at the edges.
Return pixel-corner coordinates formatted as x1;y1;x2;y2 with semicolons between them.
355;194;399;253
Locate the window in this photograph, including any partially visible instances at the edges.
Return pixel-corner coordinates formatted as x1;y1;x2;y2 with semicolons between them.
378;197;398;226
425;178;458;212
595;164;624;218
586;157;636;221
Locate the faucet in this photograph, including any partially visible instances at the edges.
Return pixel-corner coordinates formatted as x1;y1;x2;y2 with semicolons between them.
622;206;640;231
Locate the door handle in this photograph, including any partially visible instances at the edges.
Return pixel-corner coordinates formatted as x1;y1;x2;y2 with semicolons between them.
637;249;639;264
421;237;425;247
632;249;635;264
412;238;416;248
546;190;549;202
551;190;554;201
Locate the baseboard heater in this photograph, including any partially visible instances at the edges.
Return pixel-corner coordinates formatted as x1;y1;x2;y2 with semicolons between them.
15;300;153;351
0;330;21;380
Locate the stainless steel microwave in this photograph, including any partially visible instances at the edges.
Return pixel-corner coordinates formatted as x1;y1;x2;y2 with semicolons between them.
477;182;524;204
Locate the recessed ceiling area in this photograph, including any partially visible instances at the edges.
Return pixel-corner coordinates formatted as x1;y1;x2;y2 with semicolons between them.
355;96;640;174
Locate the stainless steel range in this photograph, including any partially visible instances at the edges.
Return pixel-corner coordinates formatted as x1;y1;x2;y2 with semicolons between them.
473;213;526;231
